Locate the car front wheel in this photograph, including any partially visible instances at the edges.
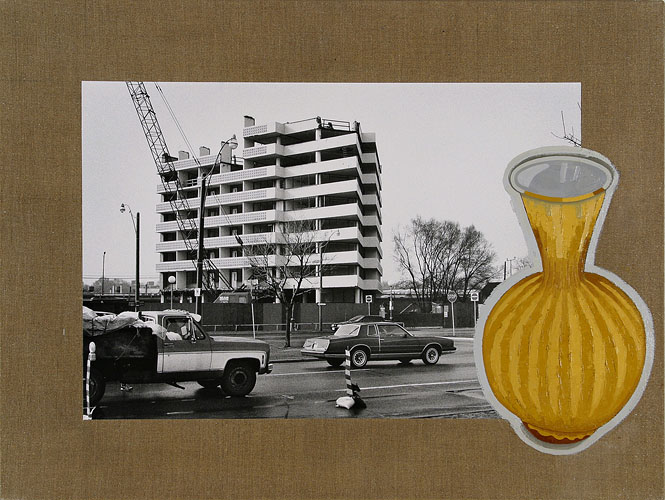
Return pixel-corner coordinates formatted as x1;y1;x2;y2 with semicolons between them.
350;348;369;368
422;346;440;365
221;362;257;397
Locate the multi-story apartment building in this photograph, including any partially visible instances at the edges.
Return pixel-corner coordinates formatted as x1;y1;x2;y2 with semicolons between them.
156;116;382;304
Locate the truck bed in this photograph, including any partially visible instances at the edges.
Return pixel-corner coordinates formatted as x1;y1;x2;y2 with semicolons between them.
84;326;158;382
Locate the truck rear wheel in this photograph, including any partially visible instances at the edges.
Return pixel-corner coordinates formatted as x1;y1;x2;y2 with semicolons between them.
221;362;257;397
84;367;106;407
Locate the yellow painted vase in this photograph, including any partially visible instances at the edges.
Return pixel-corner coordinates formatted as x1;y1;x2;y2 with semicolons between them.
477;147;653;453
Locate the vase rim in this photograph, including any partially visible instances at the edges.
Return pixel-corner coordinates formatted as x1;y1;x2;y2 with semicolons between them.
506;147;618;201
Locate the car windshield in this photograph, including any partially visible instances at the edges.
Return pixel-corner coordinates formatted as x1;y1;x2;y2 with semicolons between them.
346;315;364;322
334;324;360;337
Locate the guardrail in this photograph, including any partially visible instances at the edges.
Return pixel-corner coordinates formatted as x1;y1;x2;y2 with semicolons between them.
206;323;335;333
205;321;405;334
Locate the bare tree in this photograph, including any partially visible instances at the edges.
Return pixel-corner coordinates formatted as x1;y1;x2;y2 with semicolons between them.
455;226;497;300
394;217;497;309
241;220;332;347
394;217;463;311
552;104;582;147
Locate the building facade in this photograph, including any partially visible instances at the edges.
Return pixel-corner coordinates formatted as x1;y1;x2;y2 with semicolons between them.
156;116;382;304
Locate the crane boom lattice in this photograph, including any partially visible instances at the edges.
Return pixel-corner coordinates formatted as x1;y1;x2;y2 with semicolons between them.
126;81;230;293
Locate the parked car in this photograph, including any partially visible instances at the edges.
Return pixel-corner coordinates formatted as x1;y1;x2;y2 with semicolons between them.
301;321;456;368
83;309;272;405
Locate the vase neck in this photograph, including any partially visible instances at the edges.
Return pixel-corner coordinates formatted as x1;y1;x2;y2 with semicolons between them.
521;191;605;284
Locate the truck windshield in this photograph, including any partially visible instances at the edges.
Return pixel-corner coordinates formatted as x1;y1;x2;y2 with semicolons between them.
334;324;360;337
192;321;206;340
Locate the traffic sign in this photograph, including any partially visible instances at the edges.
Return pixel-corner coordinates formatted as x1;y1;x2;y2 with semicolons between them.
194;288;201;297
447;291;458;303
470;291;479;302
365;295;373;303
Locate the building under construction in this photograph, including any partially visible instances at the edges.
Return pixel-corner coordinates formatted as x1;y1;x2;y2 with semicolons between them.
154;115;383;304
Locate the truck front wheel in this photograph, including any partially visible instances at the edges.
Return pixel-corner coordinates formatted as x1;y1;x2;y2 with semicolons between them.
221;362;257;397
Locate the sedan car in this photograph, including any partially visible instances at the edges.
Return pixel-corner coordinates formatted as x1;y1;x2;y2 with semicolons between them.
301;321;456;368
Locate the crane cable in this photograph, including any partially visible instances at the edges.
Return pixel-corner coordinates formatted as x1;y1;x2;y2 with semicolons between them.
152;82;242;282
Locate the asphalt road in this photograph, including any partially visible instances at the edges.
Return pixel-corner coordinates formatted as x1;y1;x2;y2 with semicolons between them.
91;341;498;420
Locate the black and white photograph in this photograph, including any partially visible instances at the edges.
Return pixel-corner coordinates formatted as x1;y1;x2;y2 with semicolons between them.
82;81;580;420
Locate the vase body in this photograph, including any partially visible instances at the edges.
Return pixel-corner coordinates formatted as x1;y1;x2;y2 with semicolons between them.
480;148;650;447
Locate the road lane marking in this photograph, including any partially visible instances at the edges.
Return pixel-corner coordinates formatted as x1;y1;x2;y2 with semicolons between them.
166;411;194;415
267;369;370;377
335;378;479;392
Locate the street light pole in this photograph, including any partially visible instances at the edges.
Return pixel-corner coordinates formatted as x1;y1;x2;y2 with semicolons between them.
135;212;140;311
168;275;176;309
101;251;106;296
318;241;323;331
121;203;140;312
317;229;338;332
196;135;238;316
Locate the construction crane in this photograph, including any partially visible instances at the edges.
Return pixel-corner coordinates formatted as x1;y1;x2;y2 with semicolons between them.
126;81;232;297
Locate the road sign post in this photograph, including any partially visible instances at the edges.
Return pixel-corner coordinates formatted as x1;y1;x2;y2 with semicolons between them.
249;279;258;339
365;294;372;315
447;291;458;336
470;291;479;328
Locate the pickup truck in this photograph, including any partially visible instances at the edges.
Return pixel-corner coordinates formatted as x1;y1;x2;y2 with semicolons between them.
83;309;272;406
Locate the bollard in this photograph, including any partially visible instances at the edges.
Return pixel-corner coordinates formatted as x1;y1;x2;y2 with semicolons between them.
84;342;96;420
344;348;353;397
335;347;365;410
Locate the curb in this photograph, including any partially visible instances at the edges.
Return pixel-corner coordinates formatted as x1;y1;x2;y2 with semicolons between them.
271;357;317;364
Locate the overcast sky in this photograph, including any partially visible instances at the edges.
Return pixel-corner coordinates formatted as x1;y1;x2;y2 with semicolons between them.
82;82;580;285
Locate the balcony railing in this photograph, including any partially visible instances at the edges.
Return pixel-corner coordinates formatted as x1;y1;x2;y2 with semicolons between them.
156;232;276;252
156;209;280;232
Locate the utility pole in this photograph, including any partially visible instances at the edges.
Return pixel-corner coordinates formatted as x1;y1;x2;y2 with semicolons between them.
195;177;208;316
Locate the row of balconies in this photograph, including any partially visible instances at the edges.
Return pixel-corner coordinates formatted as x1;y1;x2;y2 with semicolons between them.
155;204;383;239
242;134;380;170
155;180;382;214
162;132;379;173
242;119;377;155
156;249;382;273
157;157;382;195
155;227;383;257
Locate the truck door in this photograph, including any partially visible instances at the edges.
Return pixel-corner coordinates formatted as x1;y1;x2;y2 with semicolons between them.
160;316;212;373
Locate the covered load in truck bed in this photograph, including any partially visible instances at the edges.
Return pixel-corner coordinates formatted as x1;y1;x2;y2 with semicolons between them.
83;307;167;360
83;307;165;337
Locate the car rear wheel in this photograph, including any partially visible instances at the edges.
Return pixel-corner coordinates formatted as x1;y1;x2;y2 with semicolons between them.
350;348;369;368
197;379;222;389
84;367;105;407
326;359;344;367
221;362;257;397
422;345;440;365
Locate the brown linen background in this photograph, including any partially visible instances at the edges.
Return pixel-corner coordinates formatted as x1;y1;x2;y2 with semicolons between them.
1;1;663;499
